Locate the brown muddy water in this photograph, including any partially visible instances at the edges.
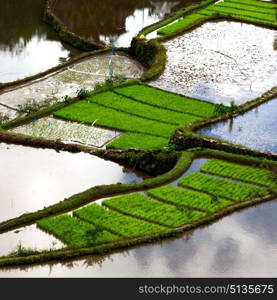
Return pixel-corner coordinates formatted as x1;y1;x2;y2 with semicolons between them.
51;0;201;47
0;0;80;83
0;143;144;223
150;21;277;105
198;98;277;153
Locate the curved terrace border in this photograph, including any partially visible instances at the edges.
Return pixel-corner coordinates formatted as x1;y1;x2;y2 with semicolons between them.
0;149;276;267
0;0;276;268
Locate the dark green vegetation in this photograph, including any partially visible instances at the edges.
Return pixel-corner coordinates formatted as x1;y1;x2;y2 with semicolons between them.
148;185;232;212
201;159;277;188
179;172;270;201
157;0;277;35
103;193;205;227
74;204;166;238
54;84;217;149
37;214;118;247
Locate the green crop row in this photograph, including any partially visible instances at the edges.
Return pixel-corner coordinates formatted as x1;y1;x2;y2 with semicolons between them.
115;85;216;118
54;101;177;138
37;214;118;247
74;204;166;238
225;0;277;9
106;133;169;150
178;172;269;201
148;185;232;212
203;6;277;23
216;1;277;16
103;193;205;227
201;159;277;188
88;92;202;125
157;13;210;35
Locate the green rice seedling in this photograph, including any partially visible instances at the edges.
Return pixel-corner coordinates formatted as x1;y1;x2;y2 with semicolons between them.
107;133;169;150
103;193;205;227
54;101;177;138
200;159;277;188
114;85;216;118
37;214;118;247
215;1;277;15
157;13;210;35
204;6;276;23
148;185;232;212
88;92;203;125
74;204;167;238
178;172;270;201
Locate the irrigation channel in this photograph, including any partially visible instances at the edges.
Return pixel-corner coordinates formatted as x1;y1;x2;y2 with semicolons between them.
0;0;276;276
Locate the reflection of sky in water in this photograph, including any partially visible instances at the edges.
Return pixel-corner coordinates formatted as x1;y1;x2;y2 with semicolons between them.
199;99;277;153
151;21;277;105
0;225;65;257
0;36;72;83
1;199;277;277
1;158;277;277
0;143;143;223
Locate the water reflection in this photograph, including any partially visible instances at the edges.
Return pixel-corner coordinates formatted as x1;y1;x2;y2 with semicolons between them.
198;98;277;153
1;200;277;277
52;0;201;47
0;143;144;223
150;21;277;105
0;0;80;83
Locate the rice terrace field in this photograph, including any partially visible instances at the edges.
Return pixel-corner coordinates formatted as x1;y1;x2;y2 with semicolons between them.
0;0;276;278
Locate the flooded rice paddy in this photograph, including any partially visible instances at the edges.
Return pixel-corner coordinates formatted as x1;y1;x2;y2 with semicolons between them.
0;225;64;257
10;117;120;148
0;53;144;120
198;98;277;153
51;0;201;47
0;0;80;83
150;21;277;105
0;143;144;223
1;159;277;277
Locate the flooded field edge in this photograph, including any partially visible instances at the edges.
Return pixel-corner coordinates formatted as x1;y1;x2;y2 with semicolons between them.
0;149;275;269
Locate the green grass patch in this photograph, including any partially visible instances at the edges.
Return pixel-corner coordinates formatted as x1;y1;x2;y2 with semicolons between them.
200;159;277;188
74;204;167;238
178;172;270;201
103;193;205;227
115;85;216;118
148;185;232;212
106;133;169;150
37;214;118;247
157;13;210;35
88;92;203;125
54;101;177;138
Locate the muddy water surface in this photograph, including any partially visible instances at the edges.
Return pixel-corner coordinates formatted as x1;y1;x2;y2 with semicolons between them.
150;21;277;105
0;0;80;83
0;143;144;223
